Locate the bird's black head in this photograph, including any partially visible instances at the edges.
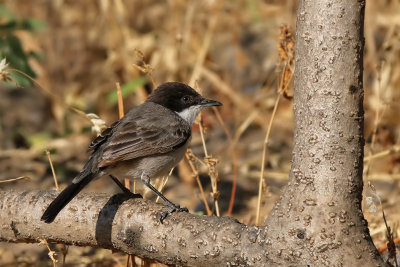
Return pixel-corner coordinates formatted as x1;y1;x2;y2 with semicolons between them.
146;82;221;112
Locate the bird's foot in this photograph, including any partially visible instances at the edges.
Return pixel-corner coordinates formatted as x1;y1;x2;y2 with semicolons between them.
159;204;188;223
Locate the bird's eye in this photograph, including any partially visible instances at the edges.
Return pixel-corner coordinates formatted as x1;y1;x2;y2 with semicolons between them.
182;96;191;103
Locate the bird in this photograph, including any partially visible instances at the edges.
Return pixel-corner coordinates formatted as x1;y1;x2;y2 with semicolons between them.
41;82;222;223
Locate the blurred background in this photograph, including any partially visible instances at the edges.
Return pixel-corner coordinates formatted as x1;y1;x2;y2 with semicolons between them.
0;0;399;266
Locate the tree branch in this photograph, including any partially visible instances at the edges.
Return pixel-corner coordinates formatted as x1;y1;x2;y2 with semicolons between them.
0;190;268;266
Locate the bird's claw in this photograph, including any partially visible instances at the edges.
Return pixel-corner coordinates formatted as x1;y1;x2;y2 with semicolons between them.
159;204;188;223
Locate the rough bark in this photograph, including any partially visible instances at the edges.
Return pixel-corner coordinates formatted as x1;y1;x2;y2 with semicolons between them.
264;0;385;266
0;190;268;266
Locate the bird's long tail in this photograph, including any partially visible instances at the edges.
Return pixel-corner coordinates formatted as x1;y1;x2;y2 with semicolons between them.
41;172;96;223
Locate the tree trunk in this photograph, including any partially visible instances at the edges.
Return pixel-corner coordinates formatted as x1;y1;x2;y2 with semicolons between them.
265;0;384;266
0;0;387;266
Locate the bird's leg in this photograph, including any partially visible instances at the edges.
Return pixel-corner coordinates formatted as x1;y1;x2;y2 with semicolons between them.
109;175;142;198
141;173;188;223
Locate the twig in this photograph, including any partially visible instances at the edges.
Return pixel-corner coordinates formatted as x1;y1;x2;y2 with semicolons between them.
231;110;258;148
116;82;125;119
198;118;209;158
382;210;398;267
188;14;216;87
132;49;156;89
227;152;238;216
200;66;266;127
155;168;173;203
378;237;400;254
255;26;295;225
364;145;400;162
198;118;220;217
0;176;30;183
364;62;386;180
45;125;67;266
46;150;59;191
255;92;282;226
368;173;400;181
199;66;242;107
125;254;133;267
115;82;131;192
212;107;230;139
10;67;112;149
185;150;212;216
9;68;90;121
212;107;238;216
40;239;58;267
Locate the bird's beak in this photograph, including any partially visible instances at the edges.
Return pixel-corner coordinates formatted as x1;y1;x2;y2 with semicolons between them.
200;98;223;107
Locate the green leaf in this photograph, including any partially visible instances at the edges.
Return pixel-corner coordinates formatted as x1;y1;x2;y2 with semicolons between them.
24;18;47;31
107;78;147;105
0;34;37;86
0;5;44;87
6;72;31;87
246;0;262;23
28;51;44;61
28;132;53;150
0;6;15;21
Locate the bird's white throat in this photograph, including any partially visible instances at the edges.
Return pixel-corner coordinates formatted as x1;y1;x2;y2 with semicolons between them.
176;105;203;126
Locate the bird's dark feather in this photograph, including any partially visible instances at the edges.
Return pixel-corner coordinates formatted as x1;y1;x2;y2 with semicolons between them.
91;102;191;168
87;120;120;152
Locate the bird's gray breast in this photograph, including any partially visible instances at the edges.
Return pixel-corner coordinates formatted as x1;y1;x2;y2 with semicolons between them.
106;136;190;180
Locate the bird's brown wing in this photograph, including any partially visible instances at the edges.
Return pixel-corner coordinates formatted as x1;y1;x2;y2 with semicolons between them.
94;102;191;168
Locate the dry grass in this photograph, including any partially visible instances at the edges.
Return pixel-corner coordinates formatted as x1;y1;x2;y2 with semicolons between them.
0;0;399;265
